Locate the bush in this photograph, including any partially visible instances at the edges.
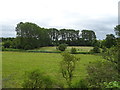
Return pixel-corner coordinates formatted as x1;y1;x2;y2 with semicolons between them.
3;41;11;48
2;46;5;51
86;60;119;88
60;52;80;87
92;39;100;47
101;46;107;53
22;69;53;88
102;46;119;68
72;79;88;88
24;44;32;50
58;44;67;51
71;48;77;54
90;46;100;53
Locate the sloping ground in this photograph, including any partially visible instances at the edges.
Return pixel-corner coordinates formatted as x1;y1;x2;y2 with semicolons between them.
32;46;93;52
2;51;102;88
2;46;93;54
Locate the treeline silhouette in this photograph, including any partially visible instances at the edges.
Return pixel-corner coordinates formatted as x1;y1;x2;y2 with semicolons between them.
1;22;117;50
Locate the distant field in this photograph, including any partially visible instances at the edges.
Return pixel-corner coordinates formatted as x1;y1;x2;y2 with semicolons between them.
32;46;93;52
2;51;103;88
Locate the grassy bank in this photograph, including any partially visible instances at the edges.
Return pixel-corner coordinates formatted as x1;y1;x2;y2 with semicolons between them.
2;51;103;88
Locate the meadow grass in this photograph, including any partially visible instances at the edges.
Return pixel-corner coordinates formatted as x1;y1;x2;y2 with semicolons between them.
2;51;103;88
33;46;93;52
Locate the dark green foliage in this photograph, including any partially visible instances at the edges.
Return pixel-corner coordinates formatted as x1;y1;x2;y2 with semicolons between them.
117;39;120;73
102;46;120;74
101;40;106;48
86;60;119;88
2;22;98;51
3;41;11;48
101;25;120;82
59;29;80;46
14;22;97;49
58;44;67;51
22;69;53;88
90;46;100;53
114;25;120;37
102;34;116;48
101;46;107;53
15;22;51;50
92;39;101;47
81;30;96;41
72;79;88;88
60;52;80;87
71;48;77;54
93;46;100;53
48;28;59;45
1;37;15;42
114;25;120;73
47;29;96;46
102;47;117;62
81;30;96;46
3;22;99;50
2;46;5;51
12;38;22;49
24;44;32;50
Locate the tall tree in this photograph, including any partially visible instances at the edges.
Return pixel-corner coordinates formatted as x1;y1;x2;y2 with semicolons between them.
59;29;80;45
15;22;50;49
81;30;96;45
114;25;120;37
59;29;67;41
102;25;120;74
60;52;80;87
48;28;59;45
114;25;120;73
104;34;116;48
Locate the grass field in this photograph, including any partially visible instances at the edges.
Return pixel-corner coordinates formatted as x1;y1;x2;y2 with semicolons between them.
2;51;103;88
32;46;93;52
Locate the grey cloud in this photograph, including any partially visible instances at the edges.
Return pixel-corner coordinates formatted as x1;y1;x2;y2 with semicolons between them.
68;16;117;39
1;25;16;37
0;15;117;40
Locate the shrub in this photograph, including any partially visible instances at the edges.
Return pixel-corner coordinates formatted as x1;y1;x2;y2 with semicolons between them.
102;46;119;69
22;69;53;88
72;79;88;88
24;44;32;50
3;41;11;48
71;48;77;54
101;46;107;53
90;46;100;53
86;60;119;88
2;46;5;51
60;52;80;87
58;44;67;51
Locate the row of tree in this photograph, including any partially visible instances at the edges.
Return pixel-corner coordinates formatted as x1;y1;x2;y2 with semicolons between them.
1;22;119;50
13;22;97;49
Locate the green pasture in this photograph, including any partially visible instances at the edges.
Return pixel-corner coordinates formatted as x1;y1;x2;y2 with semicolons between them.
32;46;93;52
2;51;103;88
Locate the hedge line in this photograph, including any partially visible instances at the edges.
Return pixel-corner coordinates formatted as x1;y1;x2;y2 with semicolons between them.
2;48;61;53
2;48;94;54
27;50;61;53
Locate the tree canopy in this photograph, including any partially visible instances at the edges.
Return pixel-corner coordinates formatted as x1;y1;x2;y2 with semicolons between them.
15;22;51;49
13;22;97;49
114;25;120;37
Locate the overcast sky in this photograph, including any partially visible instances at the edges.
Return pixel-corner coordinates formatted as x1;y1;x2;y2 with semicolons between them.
0;0;119;39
